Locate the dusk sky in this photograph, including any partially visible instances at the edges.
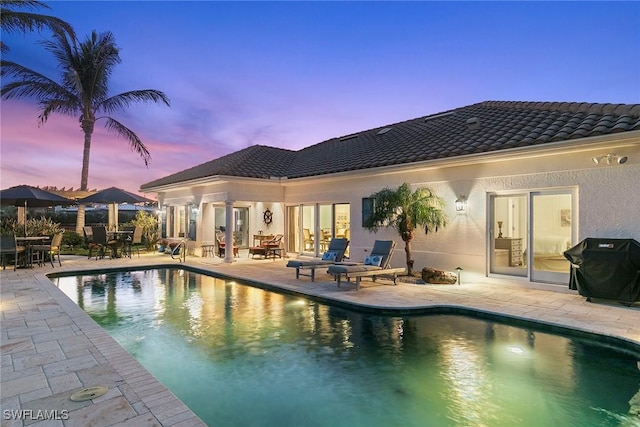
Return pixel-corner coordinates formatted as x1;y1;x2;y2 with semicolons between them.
1;1;639;197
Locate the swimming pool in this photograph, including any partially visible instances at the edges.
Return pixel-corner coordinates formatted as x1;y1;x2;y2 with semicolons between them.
53;268;640;427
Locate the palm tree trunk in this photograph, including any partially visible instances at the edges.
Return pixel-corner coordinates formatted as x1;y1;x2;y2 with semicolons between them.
404;238;414;276
76;205;86;235
75;120;94;234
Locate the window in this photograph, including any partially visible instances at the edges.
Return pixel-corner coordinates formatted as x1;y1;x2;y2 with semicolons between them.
362;198;375;226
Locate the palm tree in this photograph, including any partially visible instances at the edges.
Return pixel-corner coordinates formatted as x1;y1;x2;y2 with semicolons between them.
364;182;447;276
1;0;75;53
1;30;170;234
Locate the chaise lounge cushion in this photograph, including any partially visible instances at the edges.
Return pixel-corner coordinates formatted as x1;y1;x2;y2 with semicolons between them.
364;255;382;266
322;251;338;261
327;263;383;275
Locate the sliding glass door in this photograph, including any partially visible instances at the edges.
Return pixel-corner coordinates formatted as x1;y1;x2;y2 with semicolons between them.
287;203;351;257
530;192;573;283
489;190;574;284
490;194;528;277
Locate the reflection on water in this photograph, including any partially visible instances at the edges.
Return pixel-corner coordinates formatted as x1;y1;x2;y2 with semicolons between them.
55;269;640;427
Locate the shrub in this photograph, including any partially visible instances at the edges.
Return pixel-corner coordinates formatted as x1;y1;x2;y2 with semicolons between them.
127;211;159;250
62;231;84;248
0;216;63;237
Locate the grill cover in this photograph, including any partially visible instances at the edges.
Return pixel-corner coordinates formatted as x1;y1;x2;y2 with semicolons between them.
564;238;640;304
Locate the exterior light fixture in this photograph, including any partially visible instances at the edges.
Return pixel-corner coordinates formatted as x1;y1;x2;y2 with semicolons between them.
455;267;463;285
592;154;628;165
455;195;467;212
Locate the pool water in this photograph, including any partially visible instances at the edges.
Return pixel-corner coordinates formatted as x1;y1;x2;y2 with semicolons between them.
54;268;640;427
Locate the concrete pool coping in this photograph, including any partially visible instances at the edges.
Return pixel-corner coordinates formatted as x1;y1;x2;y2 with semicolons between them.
2;252;639;426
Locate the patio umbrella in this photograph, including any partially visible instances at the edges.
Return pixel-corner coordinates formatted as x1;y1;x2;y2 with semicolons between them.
0;185;76;235
77;187;154;231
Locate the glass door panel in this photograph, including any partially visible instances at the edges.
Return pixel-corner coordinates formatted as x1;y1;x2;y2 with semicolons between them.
334;203;350;258
233;208;249;248
188;205;197;241
302;205;315;254
531;192;572;283
319;204;332;252
490;194;527;277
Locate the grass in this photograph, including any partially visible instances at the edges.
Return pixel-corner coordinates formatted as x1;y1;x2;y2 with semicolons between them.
61;246;90;257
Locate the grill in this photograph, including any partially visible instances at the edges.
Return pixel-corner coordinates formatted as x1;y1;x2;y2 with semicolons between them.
564;238;640;305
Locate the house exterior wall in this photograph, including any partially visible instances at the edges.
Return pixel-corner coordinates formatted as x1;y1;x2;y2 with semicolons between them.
148;132;639;282
158;180;286;252
282;136;640;279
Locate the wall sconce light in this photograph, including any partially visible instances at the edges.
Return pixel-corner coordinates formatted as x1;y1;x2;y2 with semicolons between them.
592;153;628;165
455;195;467;212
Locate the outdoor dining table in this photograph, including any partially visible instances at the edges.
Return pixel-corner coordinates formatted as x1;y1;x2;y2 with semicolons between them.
107;230;133;258
15;236;49;268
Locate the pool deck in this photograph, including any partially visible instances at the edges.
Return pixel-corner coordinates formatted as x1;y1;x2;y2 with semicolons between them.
2;251;639;426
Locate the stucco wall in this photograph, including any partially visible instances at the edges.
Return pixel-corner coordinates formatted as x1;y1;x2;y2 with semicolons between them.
283;141;640;278
151;135;639;281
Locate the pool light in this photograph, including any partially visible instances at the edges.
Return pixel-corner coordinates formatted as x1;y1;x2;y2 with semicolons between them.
507;346;525;355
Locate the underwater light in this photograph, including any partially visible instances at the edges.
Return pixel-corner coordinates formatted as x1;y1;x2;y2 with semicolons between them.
507;346;525;355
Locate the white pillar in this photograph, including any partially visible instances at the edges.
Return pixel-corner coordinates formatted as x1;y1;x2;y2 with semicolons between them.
224;200;234;263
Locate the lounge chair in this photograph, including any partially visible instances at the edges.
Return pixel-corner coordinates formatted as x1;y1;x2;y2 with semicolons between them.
286;238;350;281
216;232;238;257
326;240;406;290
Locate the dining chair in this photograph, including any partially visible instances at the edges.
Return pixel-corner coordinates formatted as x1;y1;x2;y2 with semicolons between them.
122;226;143;258
83;226;103;259
0;234;26;271
91;226;118;259
32;232;64;267
303;228;314;251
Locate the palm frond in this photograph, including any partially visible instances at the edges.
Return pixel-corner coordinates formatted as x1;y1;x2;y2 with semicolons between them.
102;117;152;166
365;182;447;234
99;90;170;115
1;1;75;41
38;98;82;124
1;60;75;102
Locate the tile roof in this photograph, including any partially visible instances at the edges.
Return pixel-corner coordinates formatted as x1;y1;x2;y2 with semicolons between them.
141;101;640;189
141;145;297;189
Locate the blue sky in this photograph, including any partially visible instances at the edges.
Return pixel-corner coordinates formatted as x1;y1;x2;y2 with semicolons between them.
1;1;639;195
